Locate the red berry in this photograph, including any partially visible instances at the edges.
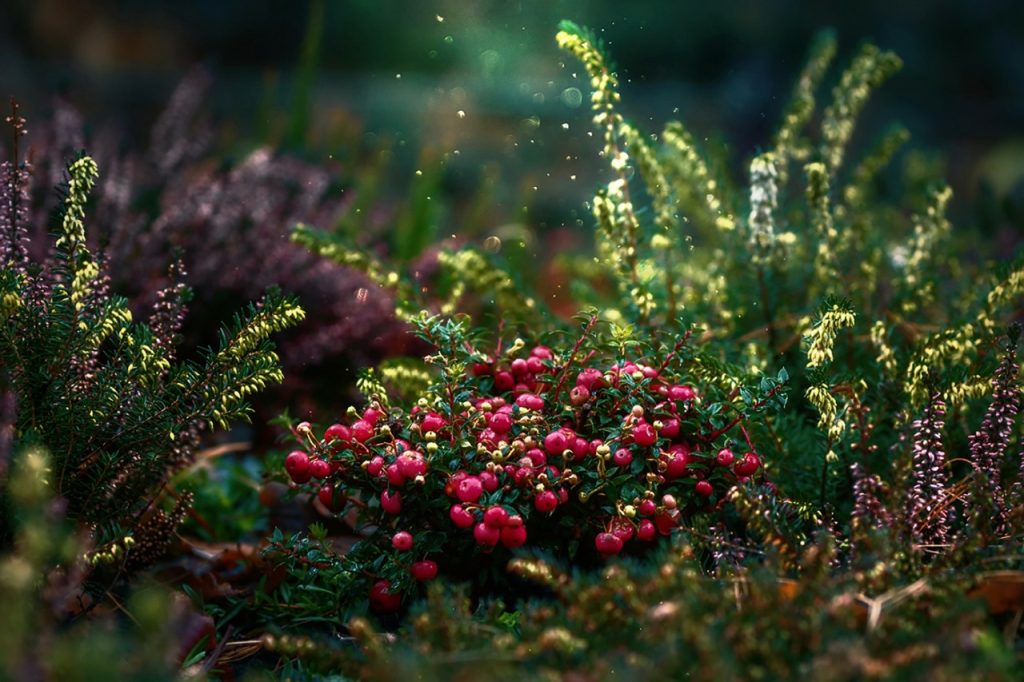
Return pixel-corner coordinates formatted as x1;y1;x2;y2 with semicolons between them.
483;506;509;528
515;393;544;410
610;516;635;542
380;490;402;515
570;437;590;461
500;524;528;548
734;452;761;477
669;384;697;401
494;371;515;392
638;499;657;516
471;362;492;377
479;470;499;492
636;519;656;541
525;448;546;468
633;422;658;447
716;448;735;467
474;522;501;546
659;417;681;439
664;451;690;479
369;579;401;613
570;385;590;406
531;345;553;360
397;450;427;478
510;358;529;376
351;420;374;443
526;356;545;374
449;504;476;528
456;476;484;503
392;531;414;551
654;510;679;535
411;560;438;581
543;431;568;455
613;448;633;467
576;368;604;390
363;407;383;425
534;490;558;512
309;458;331;480
488;411;514;434
595;532;624;556
285;451;312;484
421;412;446;433
366;455;385;477
695;480;714;497
385;463;406;486
324;423;351;444
317;485;344;511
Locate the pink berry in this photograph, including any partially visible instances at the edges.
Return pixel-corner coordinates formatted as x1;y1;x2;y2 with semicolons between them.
351;420;374;443
638;499;657;516
488;412;514;434
525;448;547;468
456;476;484;503
534;490;558;513
636;519;656;541
479;470;499;492
363;407;383;425
613;448;633;467
633;422;658;446
515;393;544;410
369;579;401;613
543;431;568;456
659;418;680;439
510;358;529;376
421;412;446;433
500;524;528;548
317;485;344;511
526;356;544;374
531;345;553;360
576;368;604;390
366;455;385;477
716;448;735;467
324;423;351;444
392;531;414;551
483;506;509;528
570;385;590;406
449;504;475;528
284;451;312;484
493;371;515;392
734;452;761;477
609;516;635;542
309;458;331;480
385;463;406;486
595;532;624;556
380;490;402;515
669;384;697;402
570;437;590;461
474;522;501;546
411;560;438;581
397;450;427;479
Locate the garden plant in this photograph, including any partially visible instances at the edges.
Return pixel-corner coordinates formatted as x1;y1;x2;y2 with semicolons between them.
0;15;1022;681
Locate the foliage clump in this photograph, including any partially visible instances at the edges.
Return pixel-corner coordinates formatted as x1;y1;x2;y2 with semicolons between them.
0;103;304;571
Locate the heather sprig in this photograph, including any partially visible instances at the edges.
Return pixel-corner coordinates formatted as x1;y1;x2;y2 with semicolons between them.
0;143;303;566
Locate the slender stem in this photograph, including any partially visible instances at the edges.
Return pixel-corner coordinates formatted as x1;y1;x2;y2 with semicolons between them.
755;265;778;355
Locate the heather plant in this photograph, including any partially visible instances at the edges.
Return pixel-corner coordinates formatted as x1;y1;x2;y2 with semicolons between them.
16;74;412;424
0;105;304;576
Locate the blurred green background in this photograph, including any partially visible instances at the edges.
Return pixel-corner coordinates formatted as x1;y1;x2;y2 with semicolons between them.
2;0;1021;245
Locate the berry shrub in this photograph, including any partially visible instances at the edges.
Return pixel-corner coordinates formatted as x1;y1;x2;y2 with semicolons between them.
274;314;786;611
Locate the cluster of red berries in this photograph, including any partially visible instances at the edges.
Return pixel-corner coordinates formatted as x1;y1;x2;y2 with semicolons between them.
282;340;764;612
